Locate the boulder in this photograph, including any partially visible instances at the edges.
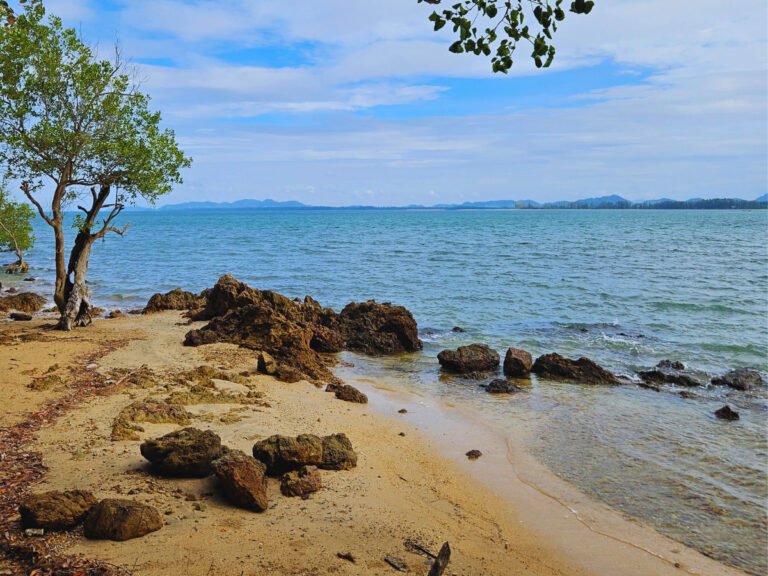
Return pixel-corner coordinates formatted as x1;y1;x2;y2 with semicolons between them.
714;405;739;421
331;383;368;404
438;344;500;375
252;433;357;475
0;292;46;314
9;312;32;321
83;499;162;541
532;353;619;385
503;348;533;377
638;369;701;388
140;428;223;477
211;450;268;512
19;490;97;530
483;379;522;394
321;433;358;471
143;288;206;314
338;300;422;355
280;465;322;497
711;368;764;391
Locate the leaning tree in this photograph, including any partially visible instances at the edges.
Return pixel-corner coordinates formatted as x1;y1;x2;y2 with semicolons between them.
0;0;191;329
0;185;35;273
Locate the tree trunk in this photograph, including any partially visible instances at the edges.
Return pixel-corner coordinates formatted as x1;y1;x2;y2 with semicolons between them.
57;230;95;330
52;214;67;313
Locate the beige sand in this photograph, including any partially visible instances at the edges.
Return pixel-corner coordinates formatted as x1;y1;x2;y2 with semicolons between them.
1;313;747;575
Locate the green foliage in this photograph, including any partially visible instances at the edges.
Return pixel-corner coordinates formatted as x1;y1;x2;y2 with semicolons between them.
0;186;35;257
420;0;594;73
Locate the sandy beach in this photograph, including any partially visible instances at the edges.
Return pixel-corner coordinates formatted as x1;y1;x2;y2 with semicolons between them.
0;312;749;575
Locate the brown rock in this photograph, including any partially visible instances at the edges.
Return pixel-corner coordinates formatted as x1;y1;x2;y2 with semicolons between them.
338;300;422;355
0;292;46;314
714;405;739;421
9;312;33;321
19;490;97;530
503;348;533;377
437;344;500;375
280;465;322;497
83;499;162;541
532;353;619;385
256;351;278;375
712;368;764;391
332;384;368;404
483;379;522;394
252;433;357;475
465;450;482;460
321;433;358;471
143;288;206;314
211;450;268;512
140;427;222;477
111;400;193;441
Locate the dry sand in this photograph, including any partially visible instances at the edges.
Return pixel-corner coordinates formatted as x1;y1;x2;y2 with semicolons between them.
0;312;748;575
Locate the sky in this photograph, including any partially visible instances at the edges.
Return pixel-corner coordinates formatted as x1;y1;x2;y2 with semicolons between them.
12;0;768;206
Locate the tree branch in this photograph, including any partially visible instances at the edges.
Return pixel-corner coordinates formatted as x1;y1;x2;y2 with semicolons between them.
21;182;53;227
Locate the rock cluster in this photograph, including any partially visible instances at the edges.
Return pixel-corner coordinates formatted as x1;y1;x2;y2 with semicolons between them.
712;368;764;391
142;288;207;314
252;433;357;475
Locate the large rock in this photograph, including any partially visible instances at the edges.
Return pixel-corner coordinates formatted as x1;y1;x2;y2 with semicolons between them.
714;405;740;421
0;292;46;315
437;344;500;375
338;301;422;355
503;348;533;377
280;465;322;497
532;353;619;385
712;368;764;391
252;433;357;475
140;428;222;477
211;450;268;512
83;499;162;541
19;490;97;530
143;288;206;314
638;369;701;388
329;383;368;404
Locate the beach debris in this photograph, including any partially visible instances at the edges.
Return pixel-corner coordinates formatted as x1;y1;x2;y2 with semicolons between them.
280;465;322;498
711;368;764;391
252;433;357;475
83;499;162;541
404;538;437;559
532;353;619;385
111;400;193;441
9;312;32;321
465;450;483;460
714;405;740;421
0;292;46;314
503;347;533;377
384;555;408;572
437;343;500;376
19;490;97;530
326;383;368;404
142;288;206;314
23;528;44;537
211;449;269;512
140;427;223;477
482;378;523;394
337;551;356;563
27;374;64;392
428;542;452;576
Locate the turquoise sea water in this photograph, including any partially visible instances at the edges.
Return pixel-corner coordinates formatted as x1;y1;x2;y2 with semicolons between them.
9;208;768;573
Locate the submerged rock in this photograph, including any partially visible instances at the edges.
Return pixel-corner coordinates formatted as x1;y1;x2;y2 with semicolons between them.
503;347;533;377
711;368;764;391
0;292;46;315
83;499;162;541
143;288;206;314
140;427;223;477
639;369;702;388
19;490;97;530
657;359;686;370
252;433;357;475
483;379;523;394
532;353;619;385
211;450;268;512
281;465;322;497
437;344;500;375
714;405;740;421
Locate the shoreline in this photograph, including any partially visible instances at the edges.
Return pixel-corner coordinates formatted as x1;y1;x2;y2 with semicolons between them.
0;312;749;575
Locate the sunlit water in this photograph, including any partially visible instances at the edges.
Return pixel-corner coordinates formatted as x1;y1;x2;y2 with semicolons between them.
8;208;768;573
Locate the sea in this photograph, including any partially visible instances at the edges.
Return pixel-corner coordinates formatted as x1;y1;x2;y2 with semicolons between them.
6;208;768;574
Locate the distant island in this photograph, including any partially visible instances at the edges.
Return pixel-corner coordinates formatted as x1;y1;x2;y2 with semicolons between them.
159;194;768;211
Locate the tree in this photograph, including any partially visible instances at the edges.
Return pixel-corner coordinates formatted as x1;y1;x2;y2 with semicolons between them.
420;0;595;72
0;186;35;273
0;0;191;329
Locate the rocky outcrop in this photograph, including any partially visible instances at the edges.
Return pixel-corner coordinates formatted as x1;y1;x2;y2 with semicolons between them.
140;428;222;477
338;301;422;355
280;465;322;497
252;433;357;475
483;379;523;394
19;490;97;530
0;292;46;315
714;405;739;421
532;353;619;385
143;288;206;314
503;348;533;377
83;499;162;541
712;368;764;391
328;383;368;404
438;344;500;376
211;450;268;512
111;400;193;441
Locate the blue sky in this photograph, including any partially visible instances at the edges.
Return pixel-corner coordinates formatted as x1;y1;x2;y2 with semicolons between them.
17;1;768;205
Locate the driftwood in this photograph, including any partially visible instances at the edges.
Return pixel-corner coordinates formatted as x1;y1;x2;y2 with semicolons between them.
384;555;408;572
427;542;451;576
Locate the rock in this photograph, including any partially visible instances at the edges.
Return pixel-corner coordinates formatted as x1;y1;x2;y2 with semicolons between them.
714;405;739;421
465;450;482;460
398;408;408;414
638;369;701;388
339;300;422;355
332;383;368;404
280;465;322;497
9;312;32;321
711;368;764;391
19;490;97;530
256;351;277;375
211;450;268;512
438;344;500;375
140;428;223;477
452;326;466;333
143;288;206;314
83;499;162;541
107;310;124;319
483;379;522;394
657;360;685;370
252;433;357;475
183;329;219;347
23;277;35;282
532;353;619;385
0;292;46;314
111;400;193;441
503;348;533;377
